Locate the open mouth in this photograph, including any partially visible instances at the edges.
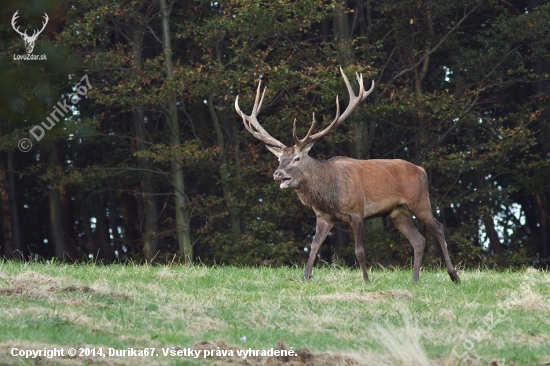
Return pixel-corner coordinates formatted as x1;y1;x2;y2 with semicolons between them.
280;177;292;189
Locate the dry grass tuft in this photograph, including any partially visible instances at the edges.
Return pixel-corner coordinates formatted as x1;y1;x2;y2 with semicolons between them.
62;285;94;293
438;309;454;319
0;271;60;299
524;267;541;274
313;290;413;303
371;320;432;366
502;285;550;312
373;320;431;366
152;266;177;279
0;270;130;302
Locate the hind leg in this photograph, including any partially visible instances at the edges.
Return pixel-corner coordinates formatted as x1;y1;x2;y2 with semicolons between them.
413;205;460;283
391;212;426;282
425;217;460;283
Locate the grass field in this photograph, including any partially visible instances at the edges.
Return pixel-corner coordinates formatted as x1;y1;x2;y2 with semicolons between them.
0;261;549;365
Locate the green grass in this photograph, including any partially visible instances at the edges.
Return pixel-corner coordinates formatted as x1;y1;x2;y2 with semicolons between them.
0;262;549;365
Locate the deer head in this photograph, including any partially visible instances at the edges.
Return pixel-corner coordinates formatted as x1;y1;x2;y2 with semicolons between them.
12;11;49;54
235;68;374;189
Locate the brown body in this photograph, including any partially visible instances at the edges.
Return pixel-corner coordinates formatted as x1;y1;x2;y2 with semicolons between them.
236;69;460;283
292;156;425;221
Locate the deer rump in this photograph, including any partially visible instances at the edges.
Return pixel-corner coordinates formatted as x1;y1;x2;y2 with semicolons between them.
235;68;460;284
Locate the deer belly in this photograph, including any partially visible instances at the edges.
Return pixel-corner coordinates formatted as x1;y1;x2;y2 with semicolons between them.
363;201;397;219
313;207;349;224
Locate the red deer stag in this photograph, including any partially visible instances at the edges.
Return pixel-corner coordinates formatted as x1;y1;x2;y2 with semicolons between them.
235;68;460;283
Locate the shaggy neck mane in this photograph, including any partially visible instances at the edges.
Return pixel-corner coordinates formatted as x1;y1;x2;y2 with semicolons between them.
295;158;340;211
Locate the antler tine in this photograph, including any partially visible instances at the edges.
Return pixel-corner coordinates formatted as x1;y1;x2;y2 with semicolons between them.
236;96;257;135
362;80;375;101
356;72;365;100
294;67;374;150
340;68;354;101
292;118;299;146
252;79;265;114
235;81;286;149
304;113;317;141
11;11;25;36
236;92;265;137
294;95;340;150
42;13;49;25
293;113;318;147
337;67;364;123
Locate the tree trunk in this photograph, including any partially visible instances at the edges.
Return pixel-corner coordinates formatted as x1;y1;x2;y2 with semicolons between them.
211;33;245;235
208;92;242;240
529;0;550;264
77;187;95;257
482;216;505;258
134;108;159;259
228;112;246;234
47;146;66;262
130;23;160;259
333;0;352;64
92;193;114;262
49;186;66;261
0;153;14;258
414;12;433;94
466;129;505;262
107;190;125;260
160;0;193;262
7;151;21;258
535;194;549;263
358;0;370;62
121;194;141;257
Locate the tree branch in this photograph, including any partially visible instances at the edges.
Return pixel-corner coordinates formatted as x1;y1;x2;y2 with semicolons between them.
379;4;480;101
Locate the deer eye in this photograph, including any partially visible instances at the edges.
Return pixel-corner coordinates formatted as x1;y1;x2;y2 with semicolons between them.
293;157;300;162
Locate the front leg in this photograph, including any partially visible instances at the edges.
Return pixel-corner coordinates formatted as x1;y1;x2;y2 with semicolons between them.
303;217;333;281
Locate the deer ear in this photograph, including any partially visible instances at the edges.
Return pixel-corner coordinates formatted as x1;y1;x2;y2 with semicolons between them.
266;145;283;157
300;141;314;155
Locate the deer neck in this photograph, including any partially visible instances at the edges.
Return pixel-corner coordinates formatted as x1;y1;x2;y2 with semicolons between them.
294;158;340;211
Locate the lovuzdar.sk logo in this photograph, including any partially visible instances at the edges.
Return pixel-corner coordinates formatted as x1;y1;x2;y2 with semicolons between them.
11;10;48;61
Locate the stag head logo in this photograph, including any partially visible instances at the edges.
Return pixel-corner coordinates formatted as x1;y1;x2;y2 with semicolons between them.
11;11;48;54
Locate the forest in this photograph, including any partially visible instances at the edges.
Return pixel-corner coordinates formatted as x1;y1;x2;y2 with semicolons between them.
0;0;549;269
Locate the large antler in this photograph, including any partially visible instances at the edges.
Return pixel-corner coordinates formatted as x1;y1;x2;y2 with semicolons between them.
235;81;286;149
293;67;375;150
11;11;26;37
32;13;49;39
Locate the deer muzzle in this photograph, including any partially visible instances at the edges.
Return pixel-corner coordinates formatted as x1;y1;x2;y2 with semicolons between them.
273;170;292;189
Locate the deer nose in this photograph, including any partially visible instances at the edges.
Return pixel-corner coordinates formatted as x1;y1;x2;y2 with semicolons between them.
273;170;283;180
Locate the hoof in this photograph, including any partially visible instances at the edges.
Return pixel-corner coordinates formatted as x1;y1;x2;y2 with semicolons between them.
449;271;460;283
